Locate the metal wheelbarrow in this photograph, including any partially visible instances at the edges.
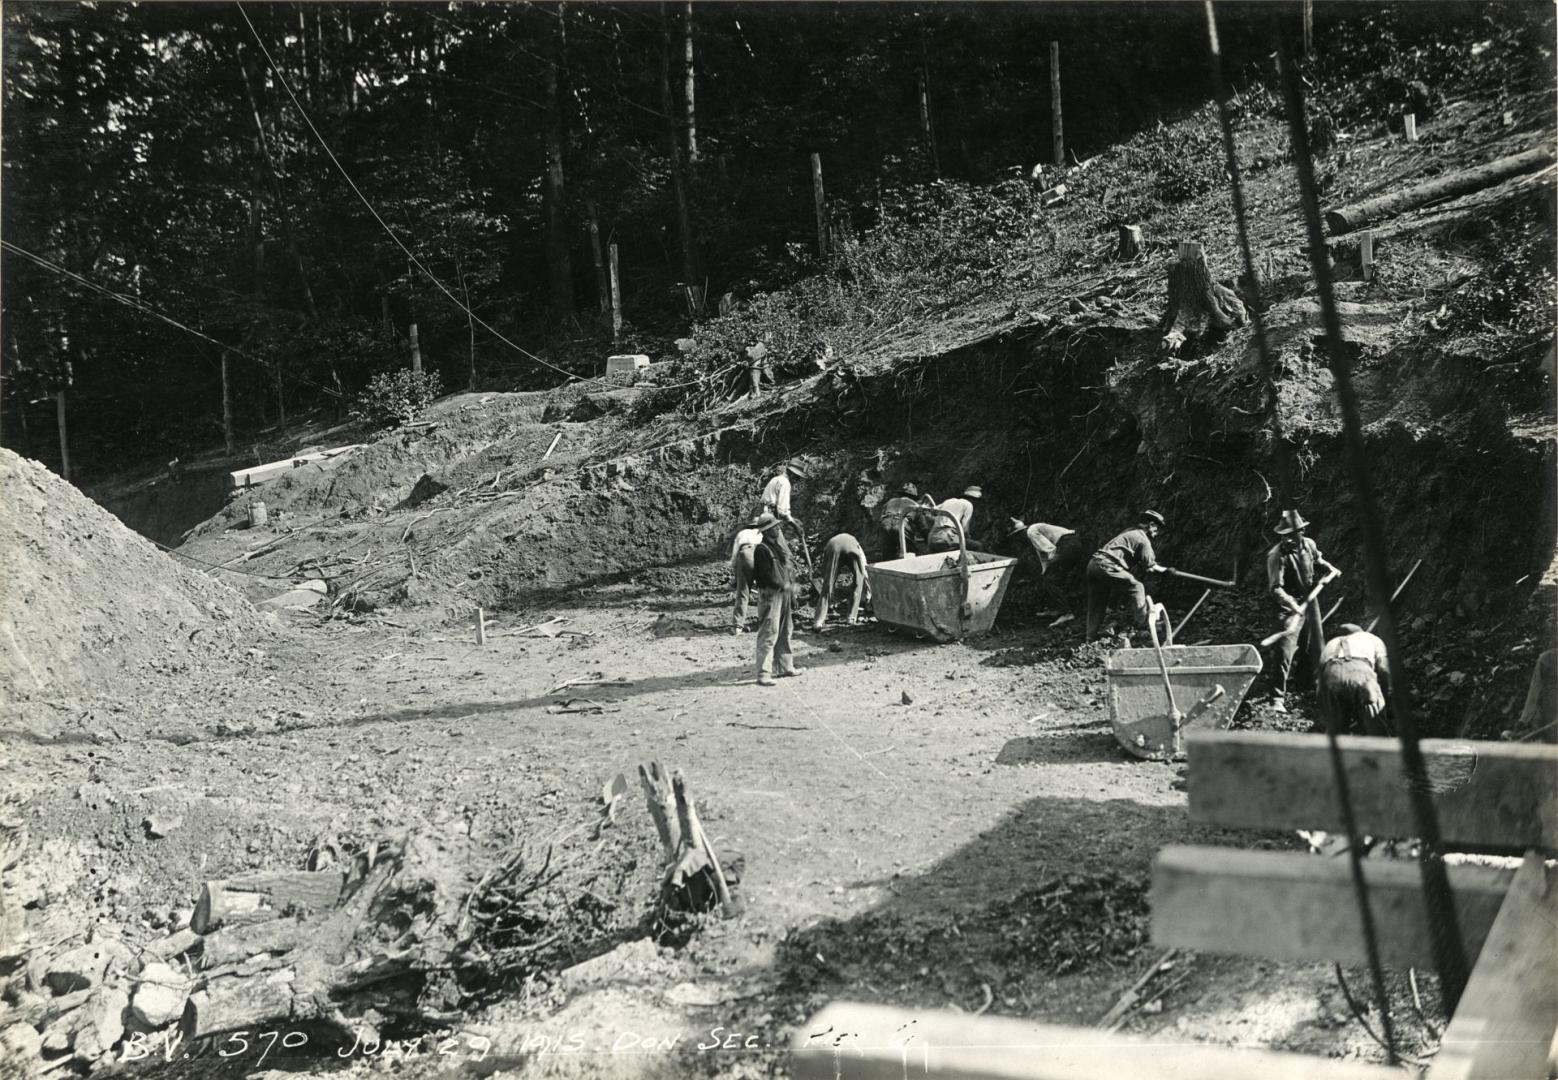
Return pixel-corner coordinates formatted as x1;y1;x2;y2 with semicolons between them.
865;509;1018;643
1107;602;1262;760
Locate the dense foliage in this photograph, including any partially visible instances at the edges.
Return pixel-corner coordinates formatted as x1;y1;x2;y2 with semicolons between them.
1;1;1549;474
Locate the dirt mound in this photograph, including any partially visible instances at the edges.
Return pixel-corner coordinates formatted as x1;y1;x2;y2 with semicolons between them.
0;448;266;704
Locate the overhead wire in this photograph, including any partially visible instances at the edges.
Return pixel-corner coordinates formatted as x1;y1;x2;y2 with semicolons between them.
1271;19;1470;1013
235;2;578;383
0;239;344;399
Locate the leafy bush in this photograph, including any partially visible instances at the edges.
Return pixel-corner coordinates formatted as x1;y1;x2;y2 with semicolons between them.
357;368;443;425
1447;207;1557;349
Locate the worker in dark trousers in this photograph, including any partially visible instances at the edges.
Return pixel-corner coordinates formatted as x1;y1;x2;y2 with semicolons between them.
1266;509;1341;712
1085;511;1172;642
926;486;982;553
1006;517;1086;614
812;533;869;630
752;513;805;686
1318;623;1393;735
876;483;934;560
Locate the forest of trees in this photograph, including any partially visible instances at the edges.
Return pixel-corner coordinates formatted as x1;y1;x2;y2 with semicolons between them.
0;1;1532;475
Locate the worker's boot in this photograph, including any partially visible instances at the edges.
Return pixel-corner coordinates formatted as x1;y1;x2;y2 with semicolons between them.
757;673;777;687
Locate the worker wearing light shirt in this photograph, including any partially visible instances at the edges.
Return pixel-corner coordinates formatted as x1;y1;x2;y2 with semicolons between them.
730;522;764;633
760;461;806;522
1319;623;1392;735
925;486;982;553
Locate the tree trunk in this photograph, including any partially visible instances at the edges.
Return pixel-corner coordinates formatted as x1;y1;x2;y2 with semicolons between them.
240;50;319;321
661;4;698;288
542;7;575;317
55;390;70;482
586;197;609;315
917;39;939;178
609;242;622;342
1324;147;1556;234
1159;242;1247;354
1050;41;1064;168
812;153;828;259
683;1;698;162
221;352;235;455
192;870;345;935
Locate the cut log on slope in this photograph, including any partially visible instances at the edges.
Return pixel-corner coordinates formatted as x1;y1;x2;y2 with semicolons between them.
191;869;345;934
1325;147;1556;235
1329;166;1556;260
1159;242;1247;355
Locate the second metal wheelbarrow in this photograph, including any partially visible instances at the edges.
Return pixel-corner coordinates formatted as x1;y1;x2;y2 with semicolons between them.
865;509;1018;643
1107;603;1263;760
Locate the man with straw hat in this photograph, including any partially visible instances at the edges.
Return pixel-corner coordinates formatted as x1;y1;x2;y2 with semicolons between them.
751;512;805;686
1266;508;1341;711
1085;510;1172;642
926;485;983;553
759;460;807;524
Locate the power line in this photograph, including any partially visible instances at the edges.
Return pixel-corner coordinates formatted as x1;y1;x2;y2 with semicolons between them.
236;2;579;383
0;239;344;399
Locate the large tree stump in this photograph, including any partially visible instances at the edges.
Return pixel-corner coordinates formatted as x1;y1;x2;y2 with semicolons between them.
191;869;345;934
1117;224;1143;260
1159;242;1247;355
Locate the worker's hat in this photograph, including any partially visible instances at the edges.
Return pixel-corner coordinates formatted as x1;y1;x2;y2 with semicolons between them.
898;481;920;497
754;512;784;531
1140;509;1166;527
1336;622;1366;636
1006;517;1030;539
784;461;808;478
963;485;983;499
1274;509;1310;535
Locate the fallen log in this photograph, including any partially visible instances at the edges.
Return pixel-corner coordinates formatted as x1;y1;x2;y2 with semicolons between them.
1325;146;1556;234
191;869;345;934
1330;166;1555;258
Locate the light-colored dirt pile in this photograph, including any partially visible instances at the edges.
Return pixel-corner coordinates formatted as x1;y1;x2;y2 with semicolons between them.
0;448;265;704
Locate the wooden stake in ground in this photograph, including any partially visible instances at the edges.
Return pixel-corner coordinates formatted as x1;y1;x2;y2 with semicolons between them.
1159;242;1248;354
608;242;622;343
1117;224;1143;260
1359;231;1375;283
811;152;828;259
1401;113;1417;143
475;607;487;645
1050;40;1064;167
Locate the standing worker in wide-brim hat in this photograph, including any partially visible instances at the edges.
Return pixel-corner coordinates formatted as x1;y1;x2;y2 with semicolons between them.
760;461;807;524
1266;508;1341;711
1085;510;1175;642
751;512;805;686
926;485;982;553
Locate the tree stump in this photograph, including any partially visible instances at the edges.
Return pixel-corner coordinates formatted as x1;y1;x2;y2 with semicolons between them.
1159;242;1247;355
1117;224;1143;260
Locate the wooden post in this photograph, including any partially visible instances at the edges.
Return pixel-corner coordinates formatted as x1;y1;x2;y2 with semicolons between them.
1117;224;1143;260
221;352;235;455
1050;40;1064;167
409;322;422;374
55;389;70;482
811;152;828;259
1402;112;1418;142
608;242;622;343
1359;230;1375;282
475;607;487;645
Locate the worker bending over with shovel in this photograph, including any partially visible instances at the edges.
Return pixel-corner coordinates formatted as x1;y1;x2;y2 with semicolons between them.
926;486;982;553
1086;510;1173;642
730;518;765;634
752;513;805;686
812;533;869;630
1318;623;1392;735
1266;509;1341;712
1006;517;1084;616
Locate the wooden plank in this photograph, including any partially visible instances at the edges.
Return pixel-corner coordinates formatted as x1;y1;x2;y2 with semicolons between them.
229;445;361;489
1151;846;1511;968
1186;731;1558;852
1428;854;1558;1080
790;1002;1403;1080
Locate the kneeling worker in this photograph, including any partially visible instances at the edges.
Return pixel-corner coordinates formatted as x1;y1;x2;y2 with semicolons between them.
812;533;869;630
1319;623;1392;735
1085;510;1173;641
